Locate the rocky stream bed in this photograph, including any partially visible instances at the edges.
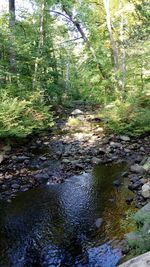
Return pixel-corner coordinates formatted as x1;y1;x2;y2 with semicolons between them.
0;105;150;266
0;106;150;205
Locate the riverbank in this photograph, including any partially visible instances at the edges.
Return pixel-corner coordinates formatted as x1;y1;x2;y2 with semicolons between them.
0;105;149;205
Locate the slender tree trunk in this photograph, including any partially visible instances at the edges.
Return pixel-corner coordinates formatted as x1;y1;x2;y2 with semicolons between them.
103;0;119;71
119;0;126;100
33;0;46;89
9;0;16;74
140;60;144;92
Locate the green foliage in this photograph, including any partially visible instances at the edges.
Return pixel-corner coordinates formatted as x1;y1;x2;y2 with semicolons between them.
0;0;150;137
120;209;137;231
102;94;150;136
126;211;150;255
67;117;82;127
0;90;53;138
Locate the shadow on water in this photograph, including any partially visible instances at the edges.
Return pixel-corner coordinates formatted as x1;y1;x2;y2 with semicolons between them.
0;163;135;267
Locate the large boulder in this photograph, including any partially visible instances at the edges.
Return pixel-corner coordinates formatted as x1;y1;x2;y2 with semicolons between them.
119;251;150;267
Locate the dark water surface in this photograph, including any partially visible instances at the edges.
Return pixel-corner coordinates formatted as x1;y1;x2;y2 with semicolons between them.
0;163;134;267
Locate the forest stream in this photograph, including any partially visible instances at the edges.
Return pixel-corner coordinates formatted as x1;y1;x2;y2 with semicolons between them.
0;163;135;267
0;107;149;267
0;0;150;265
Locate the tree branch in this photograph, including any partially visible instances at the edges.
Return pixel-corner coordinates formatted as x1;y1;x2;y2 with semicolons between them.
48;9;71;21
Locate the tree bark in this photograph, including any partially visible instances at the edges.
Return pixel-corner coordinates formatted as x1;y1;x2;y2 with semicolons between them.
62;5;109;80
33;0;46;89
103;0;119;70
119;0;126;100
9;0;16;73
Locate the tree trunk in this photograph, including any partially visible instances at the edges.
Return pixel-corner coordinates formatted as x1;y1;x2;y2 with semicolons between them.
33;0;46;89
103;0;119;71
9;0;16;74
119;0;126;100
62;5;109;80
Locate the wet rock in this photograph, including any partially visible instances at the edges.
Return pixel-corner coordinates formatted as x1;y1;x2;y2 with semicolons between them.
56;151;62;158
140;178;148;184
91;157;102;165
75;163;84;169
111;156;119;161
91;148;99;156
130;175;140;183
126;197;134;205
128;181;142;191
85;158;91;163
134;155;143;163
130;164;145;174
71;109;83;115
112;180;121;187
120;135;130;142
142;182;150;198
52;176;63;184
62;158;70;164
110;142;122;148
11;183;20;189
0;173;4;179
34;172;49;182
15;156;30;163
5;174;13;179
2;184;7;190
40;156;47;161
121;171;129;177
36;140;41;144
124;148;131;153
95;218;103;228
143;157;150;172
20;184;30;191
140;146;145;152
69;159;84;169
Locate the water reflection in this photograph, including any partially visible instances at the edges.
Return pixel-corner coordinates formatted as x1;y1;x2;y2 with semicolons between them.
0;163;134;266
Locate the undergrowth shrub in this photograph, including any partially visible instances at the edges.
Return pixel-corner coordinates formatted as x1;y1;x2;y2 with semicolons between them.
103;94;150;136
0;90;53;138
127;211;150;255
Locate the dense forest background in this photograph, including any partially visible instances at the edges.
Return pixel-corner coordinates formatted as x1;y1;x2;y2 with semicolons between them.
0;0;150;137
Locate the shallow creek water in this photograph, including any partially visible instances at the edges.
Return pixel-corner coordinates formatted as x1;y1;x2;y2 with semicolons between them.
0;163;135;267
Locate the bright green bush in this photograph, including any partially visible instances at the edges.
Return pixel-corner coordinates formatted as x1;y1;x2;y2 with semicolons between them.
0;91;53;138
